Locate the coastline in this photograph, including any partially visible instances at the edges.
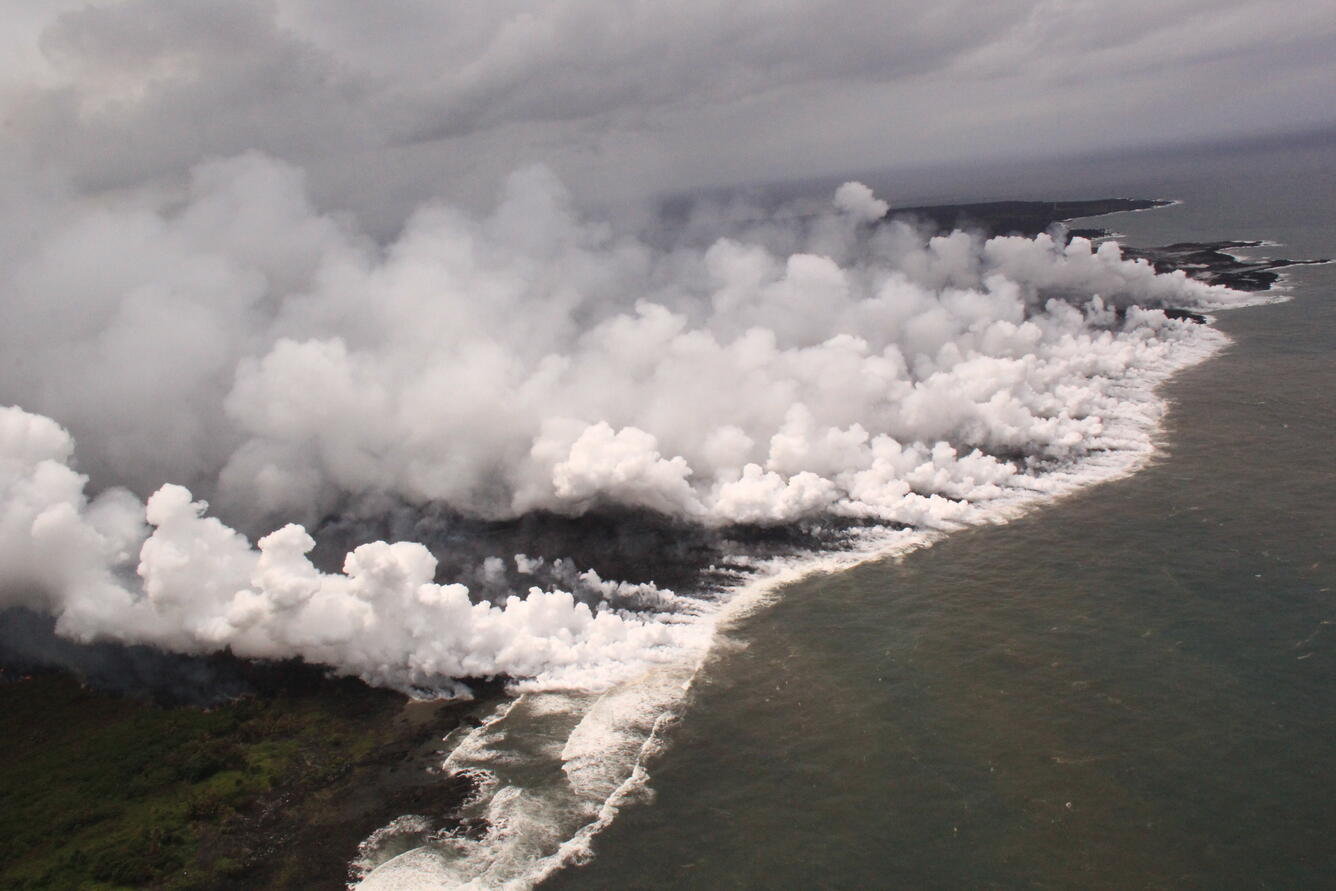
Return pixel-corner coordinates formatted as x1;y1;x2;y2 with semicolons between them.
534;160;1336;888
1;196;1311;890
357;200;1300;888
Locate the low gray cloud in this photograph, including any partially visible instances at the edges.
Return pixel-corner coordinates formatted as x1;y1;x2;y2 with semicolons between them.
4;0;1333;218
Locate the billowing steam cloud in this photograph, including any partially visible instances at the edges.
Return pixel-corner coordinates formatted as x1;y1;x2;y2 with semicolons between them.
0;157;1250;689
0;405;701;692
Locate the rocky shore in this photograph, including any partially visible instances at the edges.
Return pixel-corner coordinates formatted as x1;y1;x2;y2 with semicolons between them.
886;198;1328;293
1120;241;1329;291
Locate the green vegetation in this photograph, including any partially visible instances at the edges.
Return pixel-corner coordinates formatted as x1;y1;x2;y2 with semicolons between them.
0;670;411;890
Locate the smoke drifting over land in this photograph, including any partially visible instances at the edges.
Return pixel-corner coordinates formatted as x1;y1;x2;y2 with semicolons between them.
0;154;1252;690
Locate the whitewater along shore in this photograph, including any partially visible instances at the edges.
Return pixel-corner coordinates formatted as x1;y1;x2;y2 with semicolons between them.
1;196;1321;890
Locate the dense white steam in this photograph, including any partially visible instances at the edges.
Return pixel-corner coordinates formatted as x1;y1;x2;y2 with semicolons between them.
0;160;1251;688
0;406;702;690
2;158;1241;526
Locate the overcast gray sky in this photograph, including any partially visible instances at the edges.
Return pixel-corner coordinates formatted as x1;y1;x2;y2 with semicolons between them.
4;0;1334;220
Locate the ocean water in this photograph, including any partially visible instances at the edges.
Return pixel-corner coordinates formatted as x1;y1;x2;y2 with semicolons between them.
348;138;1335;889
533;142;1336;888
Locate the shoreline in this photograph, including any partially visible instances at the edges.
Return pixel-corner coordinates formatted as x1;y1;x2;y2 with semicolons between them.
511;200;1329;888
3;195;1317;890
360;199;1302;887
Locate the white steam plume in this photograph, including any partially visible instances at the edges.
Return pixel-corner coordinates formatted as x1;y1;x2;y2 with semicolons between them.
0;158;1252;688
0;406;701;692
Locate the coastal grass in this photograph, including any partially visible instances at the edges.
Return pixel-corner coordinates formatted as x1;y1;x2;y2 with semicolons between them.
0;669;403;890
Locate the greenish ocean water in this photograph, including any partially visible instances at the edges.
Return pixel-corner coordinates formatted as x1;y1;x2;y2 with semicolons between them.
543;140;1336;888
